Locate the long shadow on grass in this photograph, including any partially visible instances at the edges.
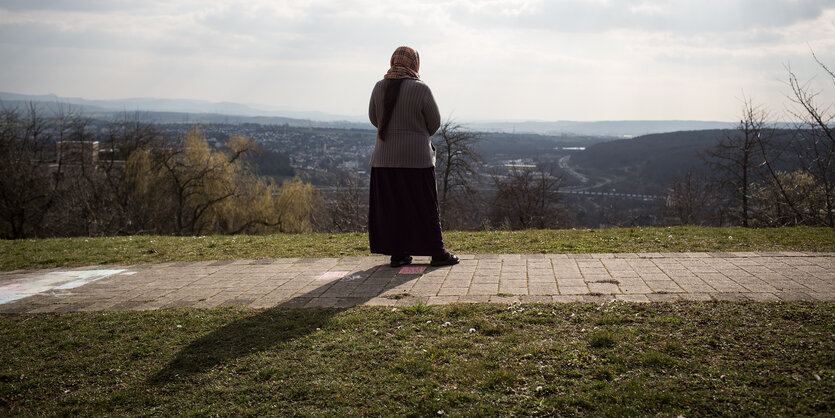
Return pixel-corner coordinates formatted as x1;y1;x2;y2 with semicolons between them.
148;263;439;384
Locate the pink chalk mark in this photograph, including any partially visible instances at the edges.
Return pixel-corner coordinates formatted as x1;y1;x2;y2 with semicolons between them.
399;266;427;274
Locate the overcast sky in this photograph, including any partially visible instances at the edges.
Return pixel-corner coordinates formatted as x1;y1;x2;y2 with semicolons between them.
1;0;834;121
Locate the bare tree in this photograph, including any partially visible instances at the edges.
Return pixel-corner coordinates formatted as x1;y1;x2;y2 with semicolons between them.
50;113;103;236
705;97;768;227
751;170;821;226
665;169;717;225
100;114;166;234
327;171;368;233
488;166;563;229
433;120;483;230
786;55;835;226
0;103;71;238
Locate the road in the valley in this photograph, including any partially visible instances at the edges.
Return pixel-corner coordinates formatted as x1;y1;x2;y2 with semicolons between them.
558;155;613;192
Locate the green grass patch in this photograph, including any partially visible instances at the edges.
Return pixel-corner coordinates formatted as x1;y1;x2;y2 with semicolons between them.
1;226;833;271
588;330;618;348
1;302;832;415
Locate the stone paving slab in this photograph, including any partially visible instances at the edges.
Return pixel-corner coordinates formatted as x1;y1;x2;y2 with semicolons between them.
0;252;833;313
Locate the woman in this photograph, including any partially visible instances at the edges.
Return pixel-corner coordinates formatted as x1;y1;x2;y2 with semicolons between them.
368;46;459;268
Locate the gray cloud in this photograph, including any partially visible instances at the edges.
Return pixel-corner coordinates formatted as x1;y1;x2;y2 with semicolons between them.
193;3;446;60
0;21;199;55
451;0;832;33
0;0;832;120
0;0;165;12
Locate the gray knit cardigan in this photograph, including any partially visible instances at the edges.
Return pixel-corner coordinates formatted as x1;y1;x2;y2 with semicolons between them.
368;78;441;168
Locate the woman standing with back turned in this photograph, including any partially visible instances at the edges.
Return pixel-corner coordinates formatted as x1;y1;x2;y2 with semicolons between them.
368;46;459;268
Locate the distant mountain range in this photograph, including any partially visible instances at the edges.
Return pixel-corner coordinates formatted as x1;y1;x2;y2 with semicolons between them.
0;92;373;129
0;91;363;121
463;120;738;137
1;91;743;136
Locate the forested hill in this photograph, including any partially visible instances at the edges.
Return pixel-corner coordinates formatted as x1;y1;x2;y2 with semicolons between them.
574;129;727;175
570;129;797;195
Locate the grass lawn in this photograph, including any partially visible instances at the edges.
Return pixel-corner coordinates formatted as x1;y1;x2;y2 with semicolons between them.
1;226;833;271
1;302;833;415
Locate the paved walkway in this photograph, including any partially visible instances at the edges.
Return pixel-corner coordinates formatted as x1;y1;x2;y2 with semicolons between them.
1;252;833;313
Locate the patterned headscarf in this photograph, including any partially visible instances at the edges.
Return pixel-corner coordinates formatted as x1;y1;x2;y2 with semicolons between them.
384;46;420;80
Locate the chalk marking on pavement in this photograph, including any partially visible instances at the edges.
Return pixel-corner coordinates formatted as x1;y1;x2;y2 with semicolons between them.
316;271;350;281
0;269;127;304
399;266;427;274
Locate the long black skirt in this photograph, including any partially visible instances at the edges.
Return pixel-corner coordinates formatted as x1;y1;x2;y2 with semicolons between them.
369;167;446;257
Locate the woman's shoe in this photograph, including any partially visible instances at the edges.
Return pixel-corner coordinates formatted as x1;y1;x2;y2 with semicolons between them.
390;255;413;267
430;252;459;267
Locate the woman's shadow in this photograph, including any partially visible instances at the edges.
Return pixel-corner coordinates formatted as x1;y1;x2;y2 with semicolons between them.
148;262;439;384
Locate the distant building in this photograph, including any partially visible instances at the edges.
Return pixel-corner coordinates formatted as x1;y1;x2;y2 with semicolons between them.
504;163;536;171
57;141;99;165
503;158;536;171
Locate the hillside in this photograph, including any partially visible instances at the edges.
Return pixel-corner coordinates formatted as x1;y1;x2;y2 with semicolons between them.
465;120;737;136
474;132;612;162
570;129;798;195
